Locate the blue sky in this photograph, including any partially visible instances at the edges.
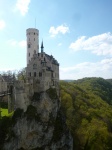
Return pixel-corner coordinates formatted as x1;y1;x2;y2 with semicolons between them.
0;0;112;79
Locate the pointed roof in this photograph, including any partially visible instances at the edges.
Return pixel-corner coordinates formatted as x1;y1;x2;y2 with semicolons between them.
41;40;44;53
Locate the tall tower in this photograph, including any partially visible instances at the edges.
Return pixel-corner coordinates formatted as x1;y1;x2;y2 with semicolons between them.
26;28;39;65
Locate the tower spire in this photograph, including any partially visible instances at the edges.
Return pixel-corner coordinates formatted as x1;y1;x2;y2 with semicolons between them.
41;40;44;53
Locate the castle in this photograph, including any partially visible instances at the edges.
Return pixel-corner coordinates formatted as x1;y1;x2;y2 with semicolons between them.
13;28;59;111
26;28;59;92
0;28;59;112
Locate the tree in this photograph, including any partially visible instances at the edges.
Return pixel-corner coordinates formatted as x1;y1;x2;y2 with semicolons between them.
17;68;26;82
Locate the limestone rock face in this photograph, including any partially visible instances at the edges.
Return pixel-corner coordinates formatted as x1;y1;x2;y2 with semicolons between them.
4;89;73;150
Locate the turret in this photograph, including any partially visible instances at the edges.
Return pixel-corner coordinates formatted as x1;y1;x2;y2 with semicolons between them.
26;28;39;65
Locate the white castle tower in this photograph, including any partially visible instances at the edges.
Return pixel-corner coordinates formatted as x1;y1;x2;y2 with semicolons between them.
26;28;39;65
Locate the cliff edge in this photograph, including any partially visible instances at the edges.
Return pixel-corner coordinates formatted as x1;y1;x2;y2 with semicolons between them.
3;88;73;150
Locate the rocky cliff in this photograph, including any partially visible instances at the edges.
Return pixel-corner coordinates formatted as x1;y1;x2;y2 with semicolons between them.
3;88;73;150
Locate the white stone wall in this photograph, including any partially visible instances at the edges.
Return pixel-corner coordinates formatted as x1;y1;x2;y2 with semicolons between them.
14;81;31;111
26;28;39;65
0;75;7;92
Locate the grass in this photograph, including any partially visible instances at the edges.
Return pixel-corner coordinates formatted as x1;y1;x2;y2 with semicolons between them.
1;108;14;117
1;108;8;117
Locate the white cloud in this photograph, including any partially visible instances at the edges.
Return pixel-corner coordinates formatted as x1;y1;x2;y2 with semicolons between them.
0;20;6;30
18;40;26;47
69;32;112;56
14;0;31;16
60;58;112;80
58;43;62;46
8;39;26;48
49;24;69;37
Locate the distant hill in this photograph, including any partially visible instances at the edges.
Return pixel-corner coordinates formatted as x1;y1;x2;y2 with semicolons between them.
61;80;74;82
73;77;112;104
106;78;112;84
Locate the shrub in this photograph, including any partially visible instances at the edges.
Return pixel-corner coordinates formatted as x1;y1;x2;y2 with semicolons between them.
25;105;37;120
47;88;58;99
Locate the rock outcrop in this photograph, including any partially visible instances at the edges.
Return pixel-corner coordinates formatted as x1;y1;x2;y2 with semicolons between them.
3;88;73;150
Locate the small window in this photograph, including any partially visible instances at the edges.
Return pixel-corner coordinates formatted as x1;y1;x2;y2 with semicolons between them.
29;53;30;56
34;72;36;77
34;38;35;41
39;72;42;77
29;72;31;77
29;33;30;35
29;38;30;41
34;32;35;35
28;43;31;48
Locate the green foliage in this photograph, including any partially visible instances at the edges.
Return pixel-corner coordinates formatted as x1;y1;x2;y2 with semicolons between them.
0;116;12;149
47;88;58;99
74;77;112;104
1;102;8;108
25;105;37;120
12;108;23;125
52;110;65;142
25;105;40;122
60;78;112;150
17;68;26;82
1;108;8;117
32;92;41;101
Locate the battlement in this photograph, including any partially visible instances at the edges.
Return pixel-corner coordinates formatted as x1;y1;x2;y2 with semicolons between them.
26;28;39;35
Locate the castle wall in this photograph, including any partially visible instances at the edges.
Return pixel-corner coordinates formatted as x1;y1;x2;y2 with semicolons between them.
14;81;31;112
0;76;7;92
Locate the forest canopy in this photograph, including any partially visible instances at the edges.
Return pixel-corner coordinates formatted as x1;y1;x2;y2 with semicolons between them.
60;77;112;150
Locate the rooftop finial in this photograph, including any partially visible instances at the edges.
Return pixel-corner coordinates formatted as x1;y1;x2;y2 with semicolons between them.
41;40;44;53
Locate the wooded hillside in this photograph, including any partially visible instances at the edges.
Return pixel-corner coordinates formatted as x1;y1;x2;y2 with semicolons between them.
60;77;112;150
